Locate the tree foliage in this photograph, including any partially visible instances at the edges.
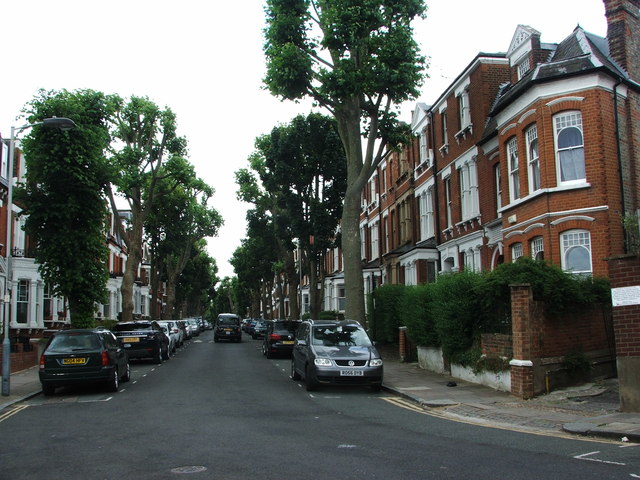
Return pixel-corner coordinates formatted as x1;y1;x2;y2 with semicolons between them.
238;113;346;318
18;89;115;326
263;0;427;323
107;96;191;322
145;166;222;319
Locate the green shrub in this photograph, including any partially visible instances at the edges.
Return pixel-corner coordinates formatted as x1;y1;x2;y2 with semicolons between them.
370;284;406;343
477;257;610;319
403;285;439;347
431;270;484;363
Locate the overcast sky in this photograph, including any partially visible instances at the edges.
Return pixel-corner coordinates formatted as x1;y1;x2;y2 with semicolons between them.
0;1;608;278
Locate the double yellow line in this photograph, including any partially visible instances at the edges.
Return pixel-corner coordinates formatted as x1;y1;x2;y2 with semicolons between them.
0;404;29;423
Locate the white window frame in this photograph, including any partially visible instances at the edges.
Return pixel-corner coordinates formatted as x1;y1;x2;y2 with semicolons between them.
554;111;585;185
561;229;592;275
371;221;379;260
526;124;541;193
457;90;471;130
444;176;452;228
507;137;520;201
511;243;523;261
441;111;448;145
517;57;531;80
531;236;544;260
494;163;502;216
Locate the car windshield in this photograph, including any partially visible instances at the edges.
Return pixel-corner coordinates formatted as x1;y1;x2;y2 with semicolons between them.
312;325;371;347
48;333;101;352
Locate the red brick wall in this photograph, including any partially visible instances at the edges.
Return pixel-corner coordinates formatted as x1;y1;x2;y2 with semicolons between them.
0;343;39;373
509;283;614;398
481;333;513;358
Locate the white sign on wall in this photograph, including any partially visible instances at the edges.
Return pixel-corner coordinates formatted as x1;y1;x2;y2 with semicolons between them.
611;286;640;307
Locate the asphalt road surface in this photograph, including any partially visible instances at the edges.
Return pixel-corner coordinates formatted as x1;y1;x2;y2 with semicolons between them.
0;330;638;479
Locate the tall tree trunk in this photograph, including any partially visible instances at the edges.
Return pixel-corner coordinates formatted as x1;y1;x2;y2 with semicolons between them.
309;256;320;319
163;277;177;320
335;99;368;325
120;236;142;322
284;250;299;319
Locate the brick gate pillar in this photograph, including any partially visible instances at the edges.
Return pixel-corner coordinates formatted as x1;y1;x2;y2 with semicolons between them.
608;254;640;412
509;284;535;399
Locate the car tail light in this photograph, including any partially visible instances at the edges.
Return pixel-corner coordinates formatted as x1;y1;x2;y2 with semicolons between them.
101;351;110;366
39;354;45;370
269;334;282;341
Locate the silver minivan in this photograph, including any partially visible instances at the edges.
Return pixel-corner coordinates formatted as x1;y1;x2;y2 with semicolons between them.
291;320;383;391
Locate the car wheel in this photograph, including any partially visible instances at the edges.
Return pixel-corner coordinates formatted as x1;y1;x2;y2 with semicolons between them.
291;359;301;380
122;362;131;382
265;346;273;359
305;364;318;391
42;383;55;396
214;336;219;343
153;345;162;363
108;369;119;392
162;345;170;361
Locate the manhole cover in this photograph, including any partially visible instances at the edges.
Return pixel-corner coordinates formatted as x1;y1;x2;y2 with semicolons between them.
170;466;208;474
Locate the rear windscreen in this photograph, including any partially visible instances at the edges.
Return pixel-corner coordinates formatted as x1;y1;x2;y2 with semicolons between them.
48;334;101;351
218;316;239;326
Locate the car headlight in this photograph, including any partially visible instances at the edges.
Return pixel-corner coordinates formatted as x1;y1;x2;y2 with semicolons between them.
314;358;332;367
369;358;383;367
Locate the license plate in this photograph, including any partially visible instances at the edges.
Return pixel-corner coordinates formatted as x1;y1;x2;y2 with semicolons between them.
62;357;87;365
340;370;363;376
123;337;140;343
282;341;294;345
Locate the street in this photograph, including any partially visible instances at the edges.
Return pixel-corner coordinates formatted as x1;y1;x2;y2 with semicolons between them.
0;330;638;480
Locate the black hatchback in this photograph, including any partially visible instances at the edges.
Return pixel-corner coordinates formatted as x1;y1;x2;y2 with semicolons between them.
262;320;300;358
39;328;130;396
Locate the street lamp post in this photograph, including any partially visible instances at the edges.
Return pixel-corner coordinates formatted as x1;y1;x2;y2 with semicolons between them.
2;117;76;396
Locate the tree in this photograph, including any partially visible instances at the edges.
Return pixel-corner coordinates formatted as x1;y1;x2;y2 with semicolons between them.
249;113;346;319
230;212;280;318
263;0;427;323
145;171;222;319
18;89;114;327
175;241;219;318
107;96;190;322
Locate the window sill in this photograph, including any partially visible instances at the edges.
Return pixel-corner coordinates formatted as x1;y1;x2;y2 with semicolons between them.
499;182;591;212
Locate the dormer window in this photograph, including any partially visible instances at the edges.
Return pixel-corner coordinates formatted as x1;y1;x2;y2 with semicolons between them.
517;57;531;80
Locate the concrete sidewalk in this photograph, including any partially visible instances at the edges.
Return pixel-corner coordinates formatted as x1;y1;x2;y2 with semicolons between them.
382;358;640;442
2;358;639;443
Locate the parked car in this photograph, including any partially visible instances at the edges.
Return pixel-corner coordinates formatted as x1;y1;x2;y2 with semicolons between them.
251;320;268;339
168;320;185;347
39;328;130;396
177;320;191;341
157;320;179;354
213;313;242;343
291;319;383;392
262;320;300;358
244;319;258;336
112;321;170;362
186;319;201;337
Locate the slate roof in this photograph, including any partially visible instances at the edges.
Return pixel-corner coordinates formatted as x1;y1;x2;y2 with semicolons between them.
486;27;629;123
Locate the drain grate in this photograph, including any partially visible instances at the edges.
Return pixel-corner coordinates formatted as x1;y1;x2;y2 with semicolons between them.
170;466;208;474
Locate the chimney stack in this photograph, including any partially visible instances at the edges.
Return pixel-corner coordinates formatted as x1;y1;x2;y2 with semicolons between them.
604;0;640;81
